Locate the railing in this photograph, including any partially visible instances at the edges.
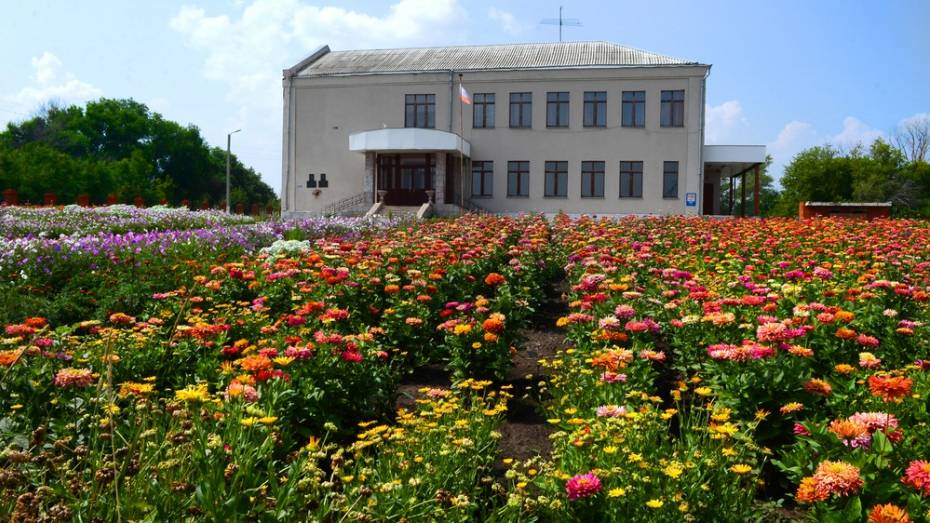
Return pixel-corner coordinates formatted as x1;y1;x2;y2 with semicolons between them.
459;198;491;214
324;191;372;215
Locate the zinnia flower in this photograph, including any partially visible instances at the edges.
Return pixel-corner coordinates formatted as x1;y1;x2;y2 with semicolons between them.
868;504;911;523
53;368;96;388
803;378;833;397
796;460;863;503
902;460;930;496
484;272;506;286
565;471;602;500
868;374;913;402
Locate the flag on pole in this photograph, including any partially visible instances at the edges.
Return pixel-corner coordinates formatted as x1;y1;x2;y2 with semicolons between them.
459;83;472;105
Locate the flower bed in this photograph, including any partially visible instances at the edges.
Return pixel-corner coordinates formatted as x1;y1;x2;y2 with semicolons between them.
2;215;930;521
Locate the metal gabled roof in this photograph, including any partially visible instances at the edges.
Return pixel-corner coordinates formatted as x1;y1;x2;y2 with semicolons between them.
294;41;703;77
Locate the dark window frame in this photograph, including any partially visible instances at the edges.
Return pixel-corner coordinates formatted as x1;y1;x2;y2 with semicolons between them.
663;161;679;198
583;91;607;128
509;92;532;128
619;161;643;198
621;91;646;128
473;93;495;129
546;91;570;128
544;161;568;198
471;160;493;197
660;90;685;128
507;161;530;197
581;161;605;198
405;94;436;128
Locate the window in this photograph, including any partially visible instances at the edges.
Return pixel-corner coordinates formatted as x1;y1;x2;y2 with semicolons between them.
473;93;495;128
472;161;493;197
660;90;684;127
509;92;532;128
546;92;570;128
619;161;643;198
507;161;529;197
544;161;568;197
318;173;328;188
583;91;607;127
405;94;435;128
663;161;679;198
306;173;317;188
622;91;645;128
581;161;605;198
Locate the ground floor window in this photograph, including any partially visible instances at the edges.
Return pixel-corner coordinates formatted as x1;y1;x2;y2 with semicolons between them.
620;161;643;198
544;161;568;197
507;161;529;197
581;161;605;198
472;161;493;197
663;161;679;198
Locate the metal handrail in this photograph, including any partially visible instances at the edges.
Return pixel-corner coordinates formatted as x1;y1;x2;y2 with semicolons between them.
324;191;372;215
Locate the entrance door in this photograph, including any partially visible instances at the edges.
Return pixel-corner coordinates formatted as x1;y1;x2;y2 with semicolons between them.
376;154;434;205
703;183;715;215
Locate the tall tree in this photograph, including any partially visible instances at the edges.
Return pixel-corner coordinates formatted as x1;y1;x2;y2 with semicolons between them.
894;115;930;163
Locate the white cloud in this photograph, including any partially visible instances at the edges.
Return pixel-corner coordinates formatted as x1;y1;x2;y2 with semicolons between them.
897;112;930;130
488;7;523;35
829;116;884;150
1;52;102;125
170;0;466;191
704;100;749;144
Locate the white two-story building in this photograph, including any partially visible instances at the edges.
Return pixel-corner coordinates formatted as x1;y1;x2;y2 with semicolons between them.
281;41;765;217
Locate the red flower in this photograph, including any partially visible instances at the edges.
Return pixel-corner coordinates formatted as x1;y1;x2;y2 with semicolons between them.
484;272;506;286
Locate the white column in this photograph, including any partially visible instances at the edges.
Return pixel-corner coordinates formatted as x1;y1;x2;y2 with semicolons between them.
363;152;376;203
434;152;447;204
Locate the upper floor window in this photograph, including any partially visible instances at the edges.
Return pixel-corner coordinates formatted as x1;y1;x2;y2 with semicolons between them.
620;161;643;198
583;91;607;127
663;161;679;198
507;161;530;197
544;161;568;197
472;161;493;197
622;91;646;128
405;94;435;128
581;161;605;197
546;92;570;128
473;93;495;129
660;90;684;127
509;93;532;128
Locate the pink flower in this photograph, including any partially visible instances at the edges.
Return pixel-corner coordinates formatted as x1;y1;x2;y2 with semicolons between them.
793;423;811;436
53;368;95;389
599;371;627;384
596;405;627;418
614;305;636;318
565;471;602;500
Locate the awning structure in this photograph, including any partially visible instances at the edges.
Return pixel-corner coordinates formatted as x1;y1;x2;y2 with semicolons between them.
349;128;471;156
704;144;767;216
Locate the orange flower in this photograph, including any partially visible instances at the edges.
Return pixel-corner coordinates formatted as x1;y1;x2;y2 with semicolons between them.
482;313;506;334
804;378;833;397
869;504;911;523
828;419;870;447
484;273;506;286
868;374;913;402
0;349;24;367
835;327;857;340
239;355;273;372
109;312;136;325
796;476;828;504
796;460;863;504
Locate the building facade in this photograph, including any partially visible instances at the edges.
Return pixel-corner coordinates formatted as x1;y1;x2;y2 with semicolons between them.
281;42;765;217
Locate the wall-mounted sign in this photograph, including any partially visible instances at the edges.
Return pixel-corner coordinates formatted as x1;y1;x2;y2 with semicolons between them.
685;192;697;207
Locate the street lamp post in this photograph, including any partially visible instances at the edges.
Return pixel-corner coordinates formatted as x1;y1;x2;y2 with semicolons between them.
226;129;241;213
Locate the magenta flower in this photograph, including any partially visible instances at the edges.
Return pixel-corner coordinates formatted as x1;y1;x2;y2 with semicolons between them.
566;471;602;501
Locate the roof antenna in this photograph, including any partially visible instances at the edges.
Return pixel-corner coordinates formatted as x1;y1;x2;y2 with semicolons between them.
540;6;582;42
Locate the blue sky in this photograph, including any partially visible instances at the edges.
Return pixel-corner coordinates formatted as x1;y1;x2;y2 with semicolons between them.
1;0;927;192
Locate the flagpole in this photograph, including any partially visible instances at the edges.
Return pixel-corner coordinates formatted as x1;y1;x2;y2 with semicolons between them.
459;73;465;210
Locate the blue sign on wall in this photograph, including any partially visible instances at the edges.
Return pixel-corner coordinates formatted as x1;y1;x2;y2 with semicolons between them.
685;192;697;207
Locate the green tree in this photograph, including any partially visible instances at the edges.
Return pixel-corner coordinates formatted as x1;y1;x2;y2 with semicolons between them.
0;98;276;209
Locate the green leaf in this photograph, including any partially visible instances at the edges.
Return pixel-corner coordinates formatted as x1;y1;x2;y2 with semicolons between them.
872;429;893;456
841;495;862;521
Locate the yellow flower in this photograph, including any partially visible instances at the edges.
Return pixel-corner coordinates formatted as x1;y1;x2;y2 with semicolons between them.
695;386;713;397
722;447;737;457
603;446;618;455
258;416;278;425
241;417;259;427
472;342;482;349
663;463;684;479
646;499;664;508
629;453;643;463
730;464;752;475
754;409;770;421
608;487;626;497
104;404;121;415
175;384;209;402
273;356;294;367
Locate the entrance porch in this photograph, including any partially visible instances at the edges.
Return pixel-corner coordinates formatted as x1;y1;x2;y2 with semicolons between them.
349;128;471;209
703;145;767;216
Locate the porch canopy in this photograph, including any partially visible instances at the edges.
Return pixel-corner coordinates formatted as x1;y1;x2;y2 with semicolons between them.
704;145;767;216
349;128;470;156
